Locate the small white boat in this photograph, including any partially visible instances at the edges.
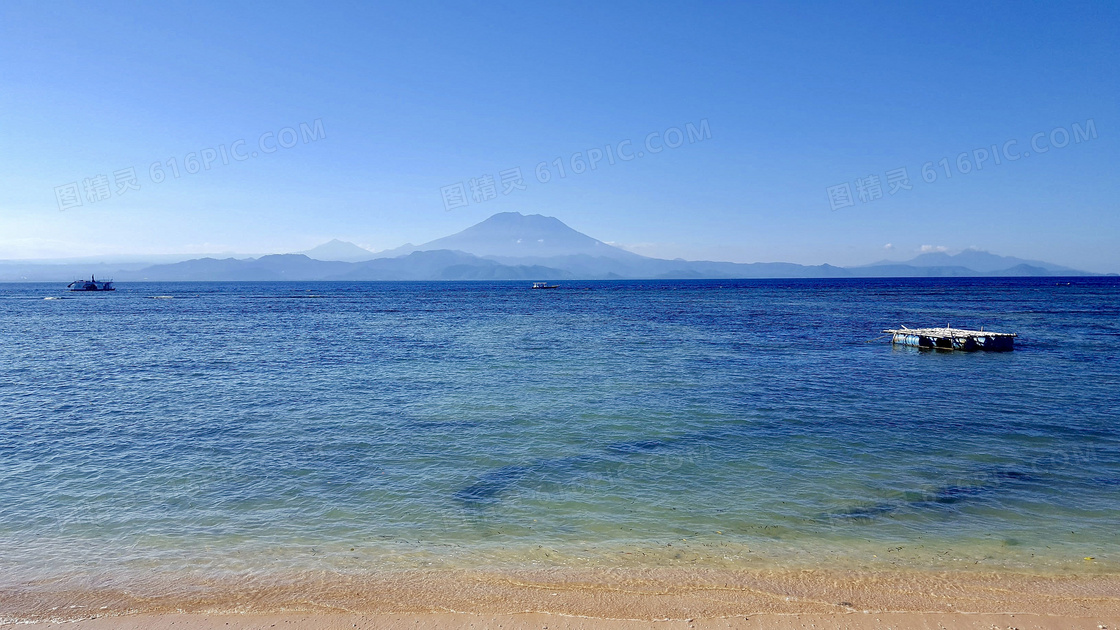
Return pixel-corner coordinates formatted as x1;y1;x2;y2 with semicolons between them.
531;282;559;289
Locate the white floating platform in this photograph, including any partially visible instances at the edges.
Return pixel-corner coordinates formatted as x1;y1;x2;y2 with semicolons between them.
882;326;1016;351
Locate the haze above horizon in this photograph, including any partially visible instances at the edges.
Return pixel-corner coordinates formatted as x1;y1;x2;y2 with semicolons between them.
1;2;1117;272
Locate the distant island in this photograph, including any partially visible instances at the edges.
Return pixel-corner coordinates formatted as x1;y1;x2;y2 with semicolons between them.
0;212;1105;281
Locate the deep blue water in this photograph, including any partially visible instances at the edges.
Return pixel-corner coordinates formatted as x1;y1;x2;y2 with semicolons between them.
1;278;1118;583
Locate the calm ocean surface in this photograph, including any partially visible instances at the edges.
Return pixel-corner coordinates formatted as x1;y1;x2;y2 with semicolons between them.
2;278;1118;588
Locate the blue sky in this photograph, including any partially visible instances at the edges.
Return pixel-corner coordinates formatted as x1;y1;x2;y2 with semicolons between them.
1;1;1117;270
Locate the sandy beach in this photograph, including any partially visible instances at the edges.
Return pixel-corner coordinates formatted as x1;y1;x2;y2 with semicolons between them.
10;610;1120;630
4;568;1119;629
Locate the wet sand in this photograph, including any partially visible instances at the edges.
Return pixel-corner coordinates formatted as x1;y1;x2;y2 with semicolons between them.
4;568;1119;628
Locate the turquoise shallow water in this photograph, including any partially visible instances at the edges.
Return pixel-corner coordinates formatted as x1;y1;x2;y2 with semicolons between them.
1;278;1118;585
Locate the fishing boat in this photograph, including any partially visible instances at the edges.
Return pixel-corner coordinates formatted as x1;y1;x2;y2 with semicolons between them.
68;276;115;291
531;281;559;289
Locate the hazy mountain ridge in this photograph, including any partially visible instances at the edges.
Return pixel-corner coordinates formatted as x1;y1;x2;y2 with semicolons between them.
0;213;1102;281
862;249;1081;274
100;251;569;282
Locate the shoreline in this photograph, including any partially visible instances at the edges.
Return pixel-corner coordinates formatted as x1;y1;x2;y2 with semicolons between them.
4;567;1119;626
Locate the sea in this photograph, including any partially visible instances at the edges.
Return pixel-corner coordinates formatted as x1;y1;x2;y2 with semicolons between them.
1;277;1118;617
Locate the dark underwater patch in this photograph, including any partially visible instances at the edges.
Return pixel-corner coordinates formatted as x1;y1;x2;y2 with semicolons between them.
453;464;534;505
453;435;700;507
605;439;671;454
822;468;1035;523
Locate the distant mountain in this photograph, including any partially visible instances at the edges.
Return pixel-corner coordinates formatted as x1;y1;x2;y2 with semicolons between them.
409;212;640;259
297;239;377;262
122;255;353;281
0;213;1102;281
863;249;1084;275
118;251;569;282
850;264;994;278
337;250;568;281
